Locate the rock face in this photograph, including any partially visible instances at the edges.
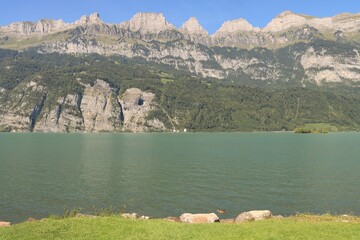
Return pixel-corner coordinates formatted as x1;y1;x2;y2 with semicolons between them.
235;210;272;223
0;81;47;132
75;12;103;26
120;88;166;132
35;93;84;132
180;17;210;45
127;13;175;33
180;213;219;223
0;79;168;133
300;47;360;84
80;80;121;132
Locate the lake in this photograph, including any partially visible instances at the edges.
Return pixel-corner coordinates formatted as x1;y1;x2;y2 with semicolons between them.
0;132;360;223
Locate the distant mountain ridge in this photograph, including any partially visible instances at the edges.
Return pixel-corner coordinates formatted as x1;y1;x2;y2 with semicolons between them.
1;11;360;82
2;11;360;36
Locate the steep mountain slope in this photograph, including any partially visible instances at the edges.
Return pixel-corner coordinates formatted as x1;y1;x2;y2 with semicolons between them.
2;12;360;132
1;50;360;132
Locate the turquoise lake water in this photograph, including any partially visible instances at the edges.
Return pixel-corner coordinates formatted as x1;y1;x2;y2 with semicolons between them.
0;133;359;223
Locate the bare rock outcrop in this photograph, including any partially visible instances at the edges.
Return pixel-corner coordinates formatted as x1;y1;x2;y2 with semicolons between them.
80;80;122;132
300;47;360;84
120;88;166;132
180;17;210;45
125;13;175;33
35;94;84;132
75;12;103;26
0;81;47;132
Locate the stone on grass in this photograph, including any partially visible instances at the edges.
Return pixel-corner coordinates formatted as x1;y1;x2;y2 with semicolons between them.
0;222;11;227
180;213;219;223
235;210;272;223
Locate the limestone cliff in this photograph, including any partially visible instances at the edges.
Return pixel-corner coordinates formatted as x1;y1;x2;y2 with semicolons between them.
0;81;47;131
120;88;166;132
0;79;169;132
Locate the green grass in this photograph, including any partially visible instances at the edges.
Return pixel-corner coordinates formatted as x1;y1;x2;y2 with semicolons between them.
0;215;359;240
160;78;174;84
0;32;70;50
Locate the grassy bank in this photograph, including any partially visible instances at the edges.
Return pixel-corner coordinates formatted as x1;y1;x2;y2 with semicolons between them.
0;215;359;240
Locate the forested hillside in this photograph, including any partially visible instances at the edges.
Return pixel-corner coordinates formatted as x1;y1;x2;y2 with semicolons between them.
1;49;360;132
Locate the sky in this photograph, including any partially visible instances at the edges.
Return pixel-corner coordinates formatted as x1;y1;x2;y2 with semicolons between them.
1;0;360;34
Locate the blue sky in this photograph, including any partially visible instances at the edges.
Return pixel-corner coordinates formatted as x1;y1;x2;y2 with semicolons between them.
1;0;360;34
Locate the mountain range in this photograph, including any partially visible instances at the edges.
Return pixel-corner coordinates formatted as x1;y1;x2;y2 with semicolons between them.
1;11;360;132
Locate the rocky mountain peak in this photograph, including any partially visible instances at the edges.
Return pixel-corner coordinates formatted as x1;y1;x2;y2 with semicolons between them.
263;11;360;33
128;12;175;33
263;11;310;32
277;11;300;18
35;19;67;33
180;17;208;35
75;12;103;25
214;18;257;35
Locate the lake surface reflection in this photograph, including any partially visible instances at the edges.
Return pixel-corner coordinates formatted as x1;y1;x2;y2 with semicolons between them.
0;132;359;223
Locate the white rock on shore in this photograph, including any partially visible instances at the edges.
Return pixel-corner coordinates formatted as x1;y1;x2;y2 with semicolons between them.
0;221;11;227
180;213;219;223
